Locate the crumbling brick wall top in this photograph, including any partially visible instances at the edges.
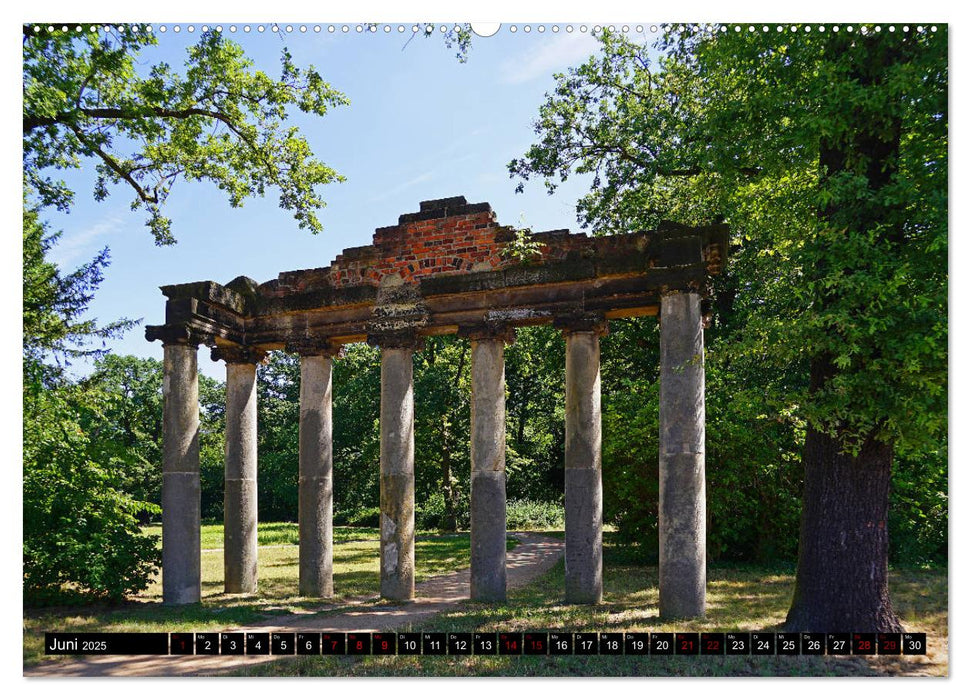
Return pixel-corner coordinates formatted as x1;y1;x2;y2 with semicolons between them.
273;196;534;293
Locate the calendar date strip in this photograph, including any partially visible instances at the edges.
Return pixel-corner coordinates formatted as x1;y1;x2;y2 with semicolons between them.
44;631;927;657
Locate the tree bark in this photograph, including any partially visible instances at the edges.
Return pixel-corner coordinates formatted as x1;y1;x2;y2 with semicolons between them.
784;365;902;632
440;415;457;532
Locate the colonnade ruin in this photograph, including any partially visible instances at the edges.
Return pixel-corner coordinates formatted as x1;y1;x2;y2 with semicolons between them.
146;196;727;619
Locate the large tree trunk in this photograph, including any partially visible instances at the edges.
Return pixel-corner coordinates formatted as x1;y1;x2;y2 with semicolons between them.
784;363;902;632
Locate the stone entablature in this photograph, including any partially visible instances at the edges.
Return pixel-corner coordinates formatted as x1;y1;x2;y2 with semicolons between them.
146;196;727;353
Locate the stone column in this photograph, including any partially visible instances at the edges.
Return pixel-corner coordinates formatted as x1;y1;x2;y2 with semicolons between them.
213;347;265;594
558;316;607;604
658;291;706;619
371;331;421;601
161;340;201;605
292;341;340;598
462;324;515;602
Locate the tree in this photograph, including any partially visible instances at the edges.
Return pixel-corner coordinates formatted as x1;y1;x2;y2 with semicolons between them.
82;354;225;519
415;336;471;531
23;207;160;603
23;203;134;376
23;24;347;243
510;25;947;630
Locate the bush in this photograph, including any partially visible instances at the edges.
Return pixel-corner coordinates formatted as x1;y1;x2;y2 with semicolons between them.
23;381;161;604
335;506;381;528
415;491;447;531
505;499;564;530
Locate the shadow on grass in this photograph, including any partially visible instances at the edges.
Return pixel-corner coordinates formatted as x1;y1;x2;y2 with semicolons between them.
24;528;947;677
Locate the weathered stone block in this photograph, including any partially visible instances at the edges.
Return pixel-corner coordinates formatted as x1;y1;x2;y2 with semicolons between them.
161;471;201;605
565;467;603;604
658;292;706;620
299;474;334;597
470;463;507;602
224;477;258;593
380;472;415;601
299;354;334;598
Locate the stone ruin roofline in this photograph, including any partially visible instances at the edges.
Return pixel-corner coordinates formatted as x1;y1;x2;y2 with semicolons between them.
145;195;728;351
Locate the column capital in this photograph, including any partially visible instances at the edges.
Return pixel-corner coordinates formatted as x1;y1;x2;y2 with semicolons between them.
366;328;426;351
458;322;516;344
553;313;608;337
146;324;213;348
658;280;705;298
285;338;343;358
211;345;269;365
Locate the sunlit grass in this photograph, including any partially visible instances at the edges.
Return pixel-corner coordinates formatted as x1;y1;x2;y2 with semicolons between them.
230;537;948;678
141;522;383;550
24;528;946;677
24;525;516;667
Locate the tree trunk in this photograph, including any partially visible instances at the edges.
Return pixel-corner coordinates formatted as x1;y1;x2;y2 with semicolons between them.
437;341;465;533
784;358;903;632
440;415;457;532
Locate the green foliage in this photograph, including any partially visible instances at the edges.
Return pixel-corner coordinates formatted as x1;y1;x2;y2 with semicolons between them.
254;346;383;523
511;26;947;566
23;25;347;243
82;354;164;509
333;344;382;517
415;336;471;531
504;326;565;501
335;506;381;528
23;208;160;604
415;492;453;531
23;206;135;372
502;216;543;263
254;352;300;521
505;499;564;530
510;26;947;453
24;381;161;603
889;448;948;566
440;24;474;64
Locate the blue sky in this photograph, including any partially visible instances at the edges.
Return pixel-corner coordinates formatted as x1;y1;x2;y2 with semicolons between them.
36;24;631;379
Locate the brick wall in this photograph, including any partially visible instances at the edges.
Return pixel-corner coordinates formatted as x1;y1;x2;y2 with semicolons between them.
269;196;605;296
321;196;518;288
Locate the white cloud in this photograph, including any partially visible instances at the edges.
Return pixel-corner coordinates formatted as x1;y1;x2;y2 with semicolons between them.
370;170;435;202
49;215;123;267
371;151;480;203
500;32;599;85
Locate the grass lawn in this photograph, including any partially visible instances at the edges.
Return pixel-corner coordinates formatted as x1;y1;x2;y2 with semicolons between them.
24;526;947;677
227;537;947;677
140;521;382;549
23;523;516;667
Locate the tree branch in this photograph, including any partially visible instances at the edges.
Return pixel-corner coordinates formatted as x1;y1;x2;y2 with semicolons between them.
67;124;158;204
25;105;239;133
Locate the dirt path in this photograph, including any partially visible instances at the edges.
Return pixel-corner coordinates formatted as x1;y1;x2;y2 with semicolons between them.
25;532;563;677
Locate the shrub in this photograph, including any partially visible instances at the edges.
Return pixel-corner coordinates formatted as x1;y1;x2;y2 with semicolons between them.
23;383;161;604
505;499;564;530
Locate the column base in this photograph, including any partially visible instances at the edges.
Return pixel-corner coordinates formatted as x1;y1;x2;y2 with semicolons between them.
380;472;415;601
299;474;334;598
224;477;258;594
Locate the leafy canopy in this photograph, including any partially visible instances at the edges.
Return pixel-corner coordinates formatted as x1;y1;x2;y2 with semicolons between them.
510;26;947;454
23;24;348;244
